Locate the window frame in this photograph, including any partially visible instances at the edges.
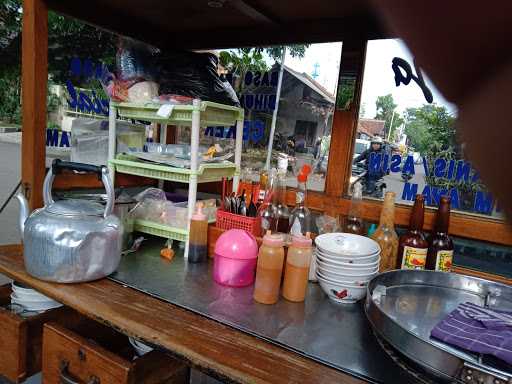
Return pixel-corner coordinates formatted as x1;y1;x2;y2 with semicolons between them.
283;39;512;247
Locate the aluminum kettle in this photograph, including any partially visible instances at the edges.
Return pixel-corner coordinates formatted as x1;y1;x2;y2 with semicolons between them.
16;159;123;283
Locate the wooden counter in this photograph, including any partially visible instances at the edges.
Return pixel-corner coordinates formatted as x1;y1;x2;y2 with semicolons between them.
0;245;365;384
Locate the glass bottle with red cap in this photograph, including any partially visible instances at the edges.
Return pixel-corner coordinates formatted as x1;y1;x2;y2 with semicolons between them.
289;165;312;236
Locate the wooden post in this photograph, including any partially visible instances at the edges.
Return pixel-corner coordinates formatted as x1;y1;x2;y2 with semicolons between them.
325;40;367;199
22;0;48;209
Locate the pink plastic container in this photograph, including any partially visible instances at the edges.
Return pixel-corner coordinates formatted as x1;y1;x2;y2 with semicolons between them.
213;229;259;287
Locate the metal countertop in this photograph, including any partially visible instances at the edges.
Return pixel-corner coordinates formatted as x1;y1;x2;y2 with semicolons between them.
110;239;414;383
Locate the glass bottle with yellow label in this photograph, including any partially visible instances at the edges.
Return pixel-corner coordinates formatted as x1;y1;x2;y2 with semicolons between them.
426;196;454;272
397;194;428;270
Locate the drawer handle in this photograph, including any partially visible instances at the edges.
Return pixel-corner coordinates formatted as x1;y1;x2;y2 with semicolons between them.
60;360;100;384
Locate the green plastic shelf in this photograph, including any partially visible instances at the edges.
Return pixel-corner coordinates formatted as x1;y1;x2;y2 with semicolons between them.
133;220;189;242
133;215;216;242
113;101;243;126
110;154;236;183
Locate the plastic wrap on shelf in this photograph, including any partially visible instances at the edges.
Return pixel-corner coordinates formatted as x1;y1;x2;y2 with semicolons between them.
70;117;146;165
128;143;234;169
103;37;239;106
130;188;216;229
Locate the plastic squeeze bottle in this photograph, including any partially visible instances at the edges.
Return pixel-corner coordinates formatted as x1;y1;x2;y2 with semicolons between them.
282;234;313;302
188;203;208;263
253;231;285;305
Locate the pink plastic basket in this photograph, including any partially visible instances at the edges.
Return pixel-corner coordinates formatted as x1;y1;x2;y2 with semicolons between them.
215;210;261;237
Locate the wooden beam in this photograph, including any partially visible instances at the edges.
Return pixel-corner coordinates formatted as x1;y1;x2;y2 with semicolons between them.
325;40;367;199
283;189;512;246
21;0;48;209
230;0;279;25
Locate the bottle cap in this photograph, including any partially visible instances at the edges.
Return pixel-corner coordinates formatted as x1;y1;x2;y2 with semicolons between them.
300;164;312;176
191;203;207;221
291;234;312;248
263;232;284;247
297;172;308;183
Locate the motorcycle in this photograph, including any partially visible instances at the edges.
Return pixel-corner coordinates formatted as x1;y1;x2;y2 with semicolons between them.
353;171;386;199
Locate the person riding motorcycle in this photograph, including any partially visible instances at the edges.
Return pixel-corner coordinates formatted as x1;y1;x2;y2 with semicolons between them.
353;136;386;196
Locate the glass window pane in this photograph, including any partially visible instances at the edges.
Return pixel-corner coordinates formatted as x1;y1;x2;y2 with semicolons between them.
354;39;502;219
189;43;342;192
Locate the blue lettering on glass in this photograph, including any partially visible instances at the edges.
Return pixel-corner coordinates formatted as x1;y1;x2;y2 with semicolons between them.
390;154;401;173
65;58;110;116
402;182;418;201
474;191;494;214
46;129;71;148
204;120;265;143
447;159;455;179
59;132;70;147
449;189;460;210
434;158;446;178
46;129;59;146
382;154;389;173
368;152;382;174
402;155;415;175
215;126;224;138
244;71;253;86
252;120;264;142
422;156;430;177
253;72;261;86
455;160;471;183
421;185;432;206
226;125;236;139
204;126;214;137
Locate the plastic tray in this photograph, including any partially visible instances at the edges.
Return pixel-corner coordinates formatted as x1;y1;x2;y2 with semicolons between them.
110;154;236;183
113;101;243;126
133;219;189;242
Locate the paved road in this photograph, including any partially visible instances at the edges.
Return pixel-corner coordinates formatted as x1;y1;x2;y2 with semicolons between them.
0;142;21;245
0;142;20;285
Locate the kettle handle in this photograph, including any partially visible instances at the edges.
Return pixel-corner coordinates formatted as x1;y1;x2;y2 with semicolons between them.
43;159;115;218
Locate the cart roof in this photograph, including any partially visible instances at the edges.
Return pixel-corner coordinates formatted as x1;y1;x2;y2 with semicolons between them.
45;0;386;48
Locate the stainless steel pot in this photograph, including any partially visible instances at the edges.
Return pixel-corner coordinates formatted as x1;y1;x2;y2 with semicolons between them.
365;270;512;383
16;160;122;283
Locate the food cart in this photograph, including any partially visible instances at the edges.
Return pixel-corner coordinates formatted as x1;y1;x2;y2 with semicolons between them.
1;1;511;383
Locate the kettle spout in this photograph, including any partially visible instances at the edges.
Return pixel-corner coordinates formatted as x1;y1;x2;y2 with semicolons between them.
15;192;29;235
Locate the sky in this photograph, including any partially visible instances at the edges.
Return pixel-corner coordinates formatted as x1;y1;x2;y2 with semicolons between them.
281;39;456;118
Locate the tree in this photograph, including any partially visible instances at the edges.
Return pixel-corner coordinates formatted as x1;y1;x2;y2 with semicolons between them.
0;0;117;123
375;94;403;140
403;104;456;155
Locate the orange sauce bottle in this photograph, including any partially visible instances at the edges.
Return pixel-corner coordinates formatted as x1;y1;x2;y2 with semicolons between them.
253;231;285;305
282;234;313;302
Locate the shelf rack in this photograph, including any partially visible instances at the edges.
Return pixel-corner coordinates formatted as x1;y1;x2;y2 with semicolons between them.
108;99;244;252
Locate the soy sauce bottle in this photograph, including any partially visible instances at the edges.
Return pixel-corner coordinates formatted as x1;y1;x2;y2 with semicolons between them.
188;203;208;263
397;194;428;270
426;196;454;272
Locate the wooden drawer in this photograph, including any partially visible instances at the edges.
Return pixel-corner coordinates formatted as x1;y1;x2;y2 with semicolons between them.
42;320;189;384
0;284;78;383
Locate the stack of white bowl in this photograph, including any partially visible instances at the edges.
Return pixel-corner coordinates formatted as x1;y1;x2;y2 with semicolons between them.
315;233;380;304
10;282;63;312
